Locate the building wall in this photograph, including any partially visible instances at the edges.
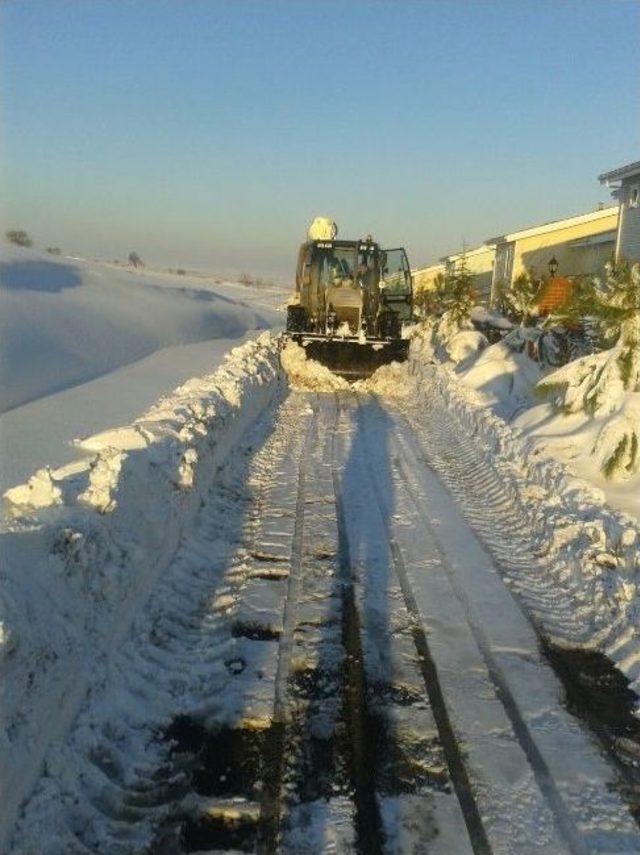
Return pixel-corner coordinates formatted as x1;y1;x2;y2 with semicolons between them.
617;177;640;262
513;212;617;280
490;208;618;303
412;263;445;292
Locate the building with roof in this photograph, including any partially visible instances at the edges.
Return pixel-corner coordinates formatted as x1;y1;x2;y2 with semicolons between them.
487;205;618;305
413;244;496;304
599;160;640;263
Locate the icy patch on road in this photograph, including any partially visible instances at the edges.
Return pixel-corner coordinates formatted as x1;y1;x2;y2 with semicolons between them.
0;333;282;850
281;340;349;390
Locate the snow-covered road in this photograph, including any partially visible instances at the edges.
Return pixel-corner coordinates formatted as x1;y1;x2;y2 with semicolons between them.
9;377;640;853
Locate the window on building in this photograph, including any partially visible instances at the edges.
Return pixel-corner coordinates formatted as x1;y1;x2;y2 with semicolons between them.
629;186;639;208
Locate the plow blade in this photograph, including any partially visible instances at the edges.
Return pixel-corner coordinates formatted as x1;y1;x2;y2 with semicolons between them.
292;334;410;380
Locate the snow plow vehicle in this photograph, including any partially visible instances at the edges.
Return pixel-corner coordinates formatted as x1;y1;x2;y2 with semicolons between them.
286;217;413;379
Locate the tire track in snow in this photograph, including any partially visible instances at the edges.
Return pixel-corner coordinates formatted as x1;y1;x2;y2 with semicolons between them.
389;445;586;854
354;392;640;852
331;392;475;855
337;393;489;855
330;397;385;855
398;370;604;650
258;397;318;852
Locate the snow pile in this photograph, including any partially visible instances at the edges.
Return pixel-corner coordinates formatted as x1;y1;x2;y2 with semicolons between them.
470;304;514;330
457;340;541;419
406;342;640;693
446;328;488;363
0;334;283;850
355;360;410;397
281;340;349;390
409;316;487;365
436;310;487;363
4;468;63;510
307;215;338;240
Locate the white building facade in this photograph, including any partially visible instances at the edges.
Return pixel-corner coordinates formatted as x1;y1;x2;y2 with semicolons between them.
599;160;640;263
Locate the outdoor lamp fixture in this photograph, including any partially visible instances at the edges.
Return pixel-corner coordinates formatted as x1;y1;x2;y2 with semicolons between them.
548;256;559;277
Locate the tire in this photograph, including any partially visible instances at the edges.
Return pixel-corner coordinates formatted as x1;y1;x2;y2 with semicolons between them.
377;310;401;339
286;305;307;333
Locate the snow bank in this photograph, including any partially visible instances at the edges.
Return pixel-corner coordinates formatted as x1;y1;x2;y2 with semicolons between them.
446;329;487;363
406;341;640;696
457;340;541;419
0;333;283;850
415;315;640;519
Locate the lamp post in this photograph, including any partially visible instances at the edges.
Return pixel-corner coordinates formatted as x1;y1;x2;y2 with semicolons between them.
548;256;559;277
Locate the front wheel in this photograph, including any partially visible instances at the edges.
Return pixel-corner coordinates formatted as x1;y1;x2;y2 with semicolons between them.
377;310;401;339
286;305;307;333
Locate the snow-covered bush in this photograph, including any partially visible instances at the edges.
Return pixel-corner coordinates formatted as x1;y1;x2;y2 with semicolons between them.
502;325;571;367
469;305;514;344
537;262;640;478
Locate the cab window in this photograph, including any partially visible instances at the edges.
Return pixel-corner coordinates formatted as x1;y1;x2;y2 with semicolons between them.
381;248;411;295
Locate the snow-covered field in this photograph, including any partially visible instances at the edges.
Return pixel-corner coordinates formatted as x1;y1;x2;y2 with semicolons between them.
0;244;286;491
3;335;640;851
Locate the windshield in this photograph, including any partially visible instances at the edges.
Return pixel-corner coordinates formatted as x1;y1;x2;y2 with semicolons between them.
317;246;358;289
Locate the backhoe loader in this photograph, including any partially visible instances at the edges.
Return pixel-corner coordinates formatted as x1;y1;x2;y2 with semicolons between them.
286;218;413;379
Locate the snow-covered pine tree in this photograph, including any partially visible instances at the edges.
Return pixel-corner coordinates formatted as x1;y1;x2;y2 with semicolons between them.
431;257;489;361
415;271;448;318
437;258;475;337
537;261;640;478
501;270;542;326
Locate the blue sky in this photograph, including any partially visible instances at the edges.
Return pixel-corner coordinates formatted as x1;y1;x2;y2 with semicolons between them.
2;0;638;276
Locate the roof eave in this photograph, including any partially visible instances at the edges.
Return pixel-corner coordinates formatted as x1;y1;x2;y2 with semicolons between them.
598;159;640;184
